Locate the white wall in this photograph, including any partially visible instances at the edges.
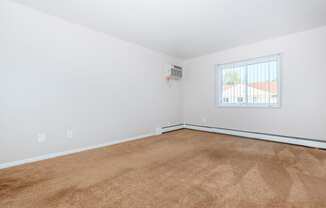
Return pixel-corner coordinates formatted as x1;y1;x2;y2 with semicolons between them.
0;1;182;164
183;26;326;141
2;0;326;166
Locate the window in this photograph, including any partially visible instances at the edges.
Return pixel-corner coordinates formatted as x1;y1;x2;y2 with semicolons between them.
216;54;281;107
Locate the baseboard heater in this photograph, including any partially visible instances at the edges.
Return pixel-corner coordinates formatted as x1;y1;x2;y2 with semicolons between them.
185;124;326;149
161;124;185;133
161;123;326;149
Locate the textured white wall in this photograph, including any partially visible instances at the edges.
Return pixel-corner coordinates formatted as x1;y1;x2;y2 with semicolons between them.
182;26;326;141
0;1;182;163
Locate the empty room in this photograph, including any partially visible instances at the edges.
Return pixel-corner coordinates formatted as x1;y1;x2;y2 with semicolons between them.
1;0;326;207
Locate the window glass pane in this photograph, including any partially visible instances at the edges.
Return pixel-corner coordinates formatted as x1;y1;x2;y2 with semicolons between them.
222;66;246;104
247;62;271;105
218;55;280;107
269;61;278;104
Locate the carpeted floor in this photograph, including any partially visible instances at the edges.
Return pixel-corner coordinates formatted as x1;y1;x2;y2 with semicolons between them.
1;129;326;208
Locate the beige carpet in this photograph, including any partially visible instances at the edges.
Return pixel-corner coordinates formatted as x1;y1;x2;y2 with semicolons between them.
1;129;326;208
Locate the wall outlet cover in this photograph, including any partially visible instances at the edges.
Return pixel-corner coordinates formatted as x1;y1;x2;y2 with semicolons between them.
37;133;46;143
67;129;73;138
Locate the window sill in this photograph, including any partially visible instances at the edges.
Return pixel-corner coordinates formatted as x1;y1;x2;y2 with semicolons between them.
217;104;281;109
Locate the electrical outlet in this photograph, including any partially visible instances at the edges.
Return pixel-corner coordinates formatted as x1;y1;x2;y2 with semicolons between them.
66;129;73;139
37;133;46;143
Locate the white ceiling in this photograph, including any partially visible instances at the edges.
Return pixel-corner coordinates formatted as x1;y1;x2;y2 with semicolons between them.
12;0;326;59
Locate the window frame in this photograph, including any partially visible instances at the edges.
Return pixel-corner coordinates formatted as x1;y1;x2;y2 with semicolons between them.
216;54;282;108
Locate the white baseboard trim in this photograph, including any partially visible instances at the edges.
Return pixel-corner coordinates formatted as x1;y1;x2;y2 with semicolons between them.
2;125;324;170
0;132;156;170
185;124;326;149
161;124;185;133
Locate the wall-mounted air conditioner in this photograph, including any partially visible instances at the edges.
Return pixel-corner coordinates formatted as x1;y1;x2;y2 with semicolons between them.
165;64;183;80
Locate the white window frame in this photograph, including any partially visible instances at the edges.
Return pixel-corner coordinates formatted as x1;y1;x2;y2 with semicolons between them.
216;54;281;108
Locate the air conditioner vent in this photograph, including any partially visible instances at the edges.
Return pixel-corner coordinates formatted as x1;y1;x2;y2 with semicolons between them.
165;64;183;80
